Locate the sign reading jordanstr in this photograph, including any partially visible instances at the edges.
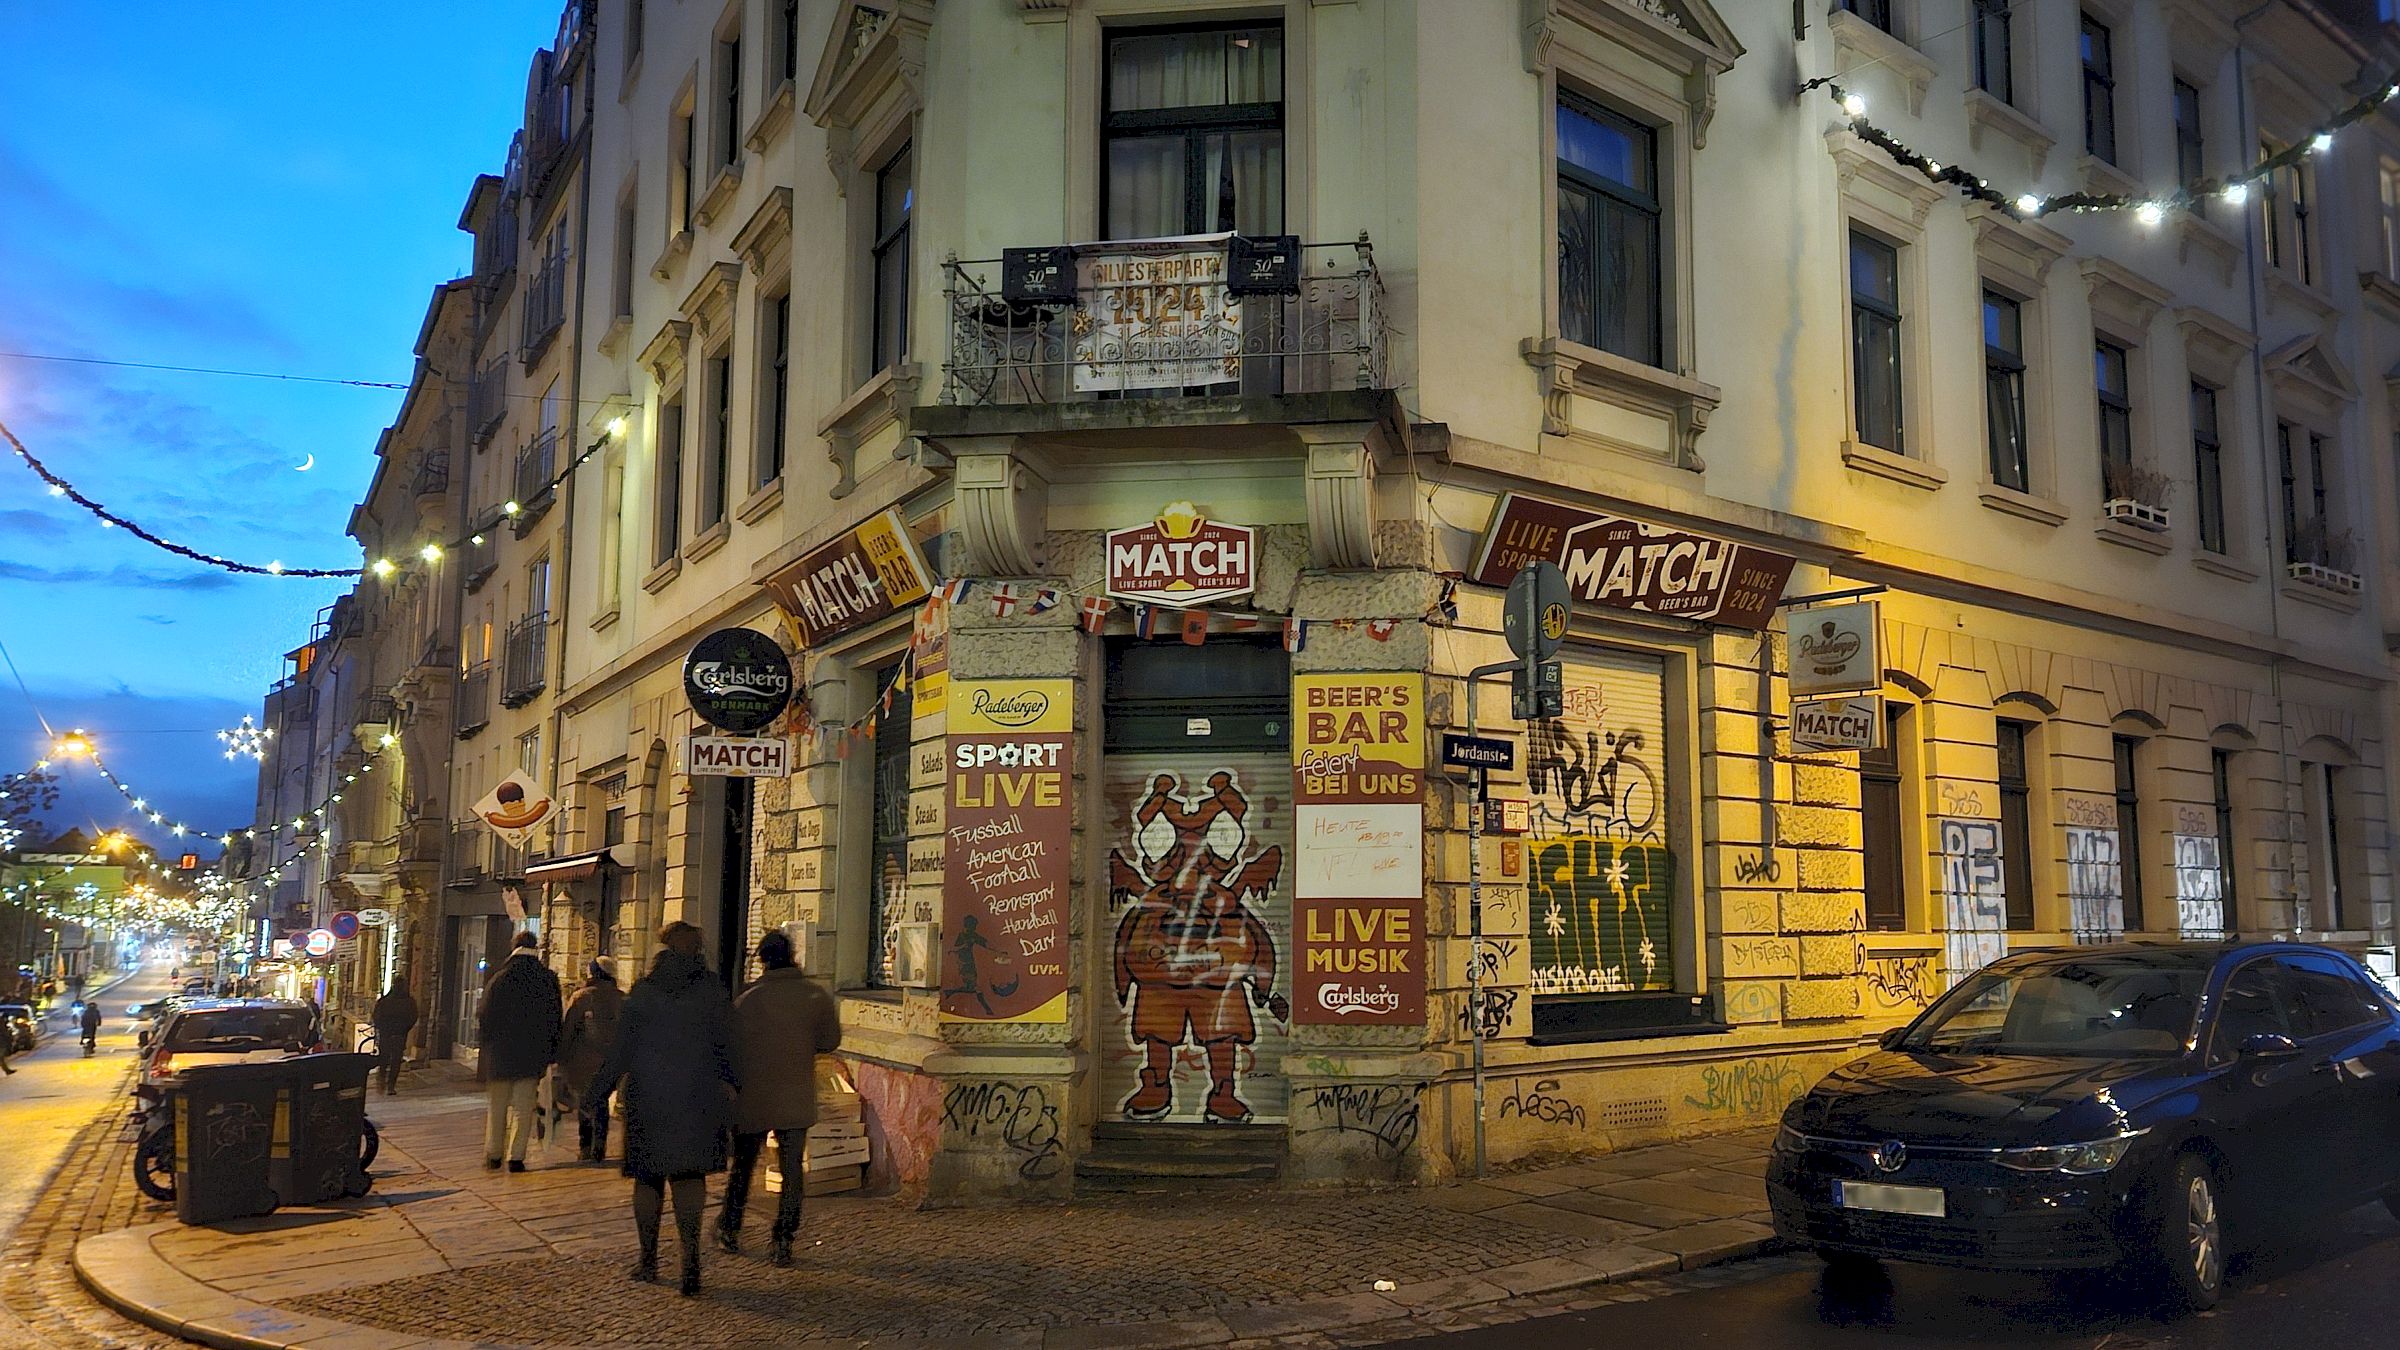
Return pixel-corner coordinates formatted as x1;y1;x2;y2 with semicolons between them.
942;678;1072;1023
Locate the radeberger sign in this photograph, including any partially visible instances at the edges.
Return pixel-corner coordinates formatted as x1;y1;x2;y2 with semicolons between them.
1472;493;1795;630
1105;502;1255;608
761;507;933;648
1788;600;1881;698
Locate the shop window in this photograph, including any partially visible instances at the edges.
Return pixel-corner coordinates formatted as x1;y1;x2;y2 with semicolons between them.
2113;735;2144;930
1525;644;1700;1040
1996;720;2036;930
1557;94;1662;367
1102;23;1283;238
1861;702;1911;931
865;665;915;988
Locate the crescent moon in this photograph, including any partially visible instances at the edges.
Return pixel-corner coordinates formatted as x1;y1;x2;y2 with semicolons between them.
294;454;315;472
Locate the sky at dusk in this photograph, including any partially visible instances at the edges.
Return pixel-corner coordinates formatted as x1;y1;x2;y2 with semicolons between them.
1;2;566;853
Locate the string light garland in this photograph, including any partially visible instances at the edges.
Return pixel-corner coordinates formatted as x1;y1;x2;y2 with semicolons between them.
218;715;274;761
1819;73;2400;222
0;415;628;583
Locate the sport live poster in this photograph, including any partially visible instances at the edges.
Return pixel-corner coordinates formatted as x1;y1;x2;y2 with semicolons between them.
941;679;1071;1022
1291;672;1426;1025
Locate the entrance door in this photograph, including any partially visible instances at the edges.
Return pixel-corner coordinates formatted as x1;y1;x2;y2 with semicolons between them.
1100;639;1293;1126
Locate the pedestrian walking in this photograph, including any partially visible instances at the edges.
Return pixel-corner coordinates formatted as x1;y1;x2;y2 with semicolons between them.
370;978;420;1095
558;957;625;1162
582;922;735;1297
478;931;563;1172
717;929;841;1266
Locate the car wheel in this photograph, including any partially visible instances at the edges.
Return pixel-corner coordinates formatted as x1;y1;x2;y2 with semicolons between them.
2153;1153;2225;1312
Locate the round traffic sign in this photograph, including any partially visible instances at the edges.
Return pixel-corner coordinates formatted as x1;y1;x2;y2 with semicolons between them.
1503;561;1571;661
329;911;360;940
302;929;336;958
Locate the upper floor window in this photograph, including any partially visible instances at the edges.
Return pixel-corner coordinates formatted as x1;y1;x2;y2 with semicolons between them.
1984;291;2028;491
654;393;684;565
1557;95;1662;367
2191;383;2226;554
1972;0;2013;104
2095;341;2133;496
1103;24;1284;238
2379;159;2400;277
623;0;644;74
672;99;696;234
1850;231;1905;453
2278;422;2335;567
2173;80;2205;186
612;183;638;320
717;30;743;169
776;0;801;85
2261;141;2319;287
2081;15;2117;165
1841;0;1895;33
871;143;914;373
757;293;790;487
699;350;732;528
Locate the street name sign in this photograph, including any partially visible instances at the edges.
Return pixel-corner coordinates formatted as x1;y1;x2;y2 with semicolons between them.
1441;732;1517;773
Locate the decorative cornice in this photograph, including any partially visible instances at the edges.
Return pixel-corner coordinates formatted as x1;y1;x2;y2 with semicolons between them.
730;187;795;276
638;319;692;381
2176;305;2256;377
2080;256;2175;333
951;444;1051;575
678;261;742;339
1969;205;2073;291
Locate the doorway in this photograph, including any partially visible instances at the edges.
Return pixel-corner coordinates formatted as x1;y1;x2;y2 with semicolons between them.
705;776;755;991
1099;638;1293;1126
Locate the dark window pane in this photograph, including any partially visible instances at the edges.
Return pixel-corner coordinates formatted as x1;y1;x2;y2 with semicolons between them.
1854;312;1903;451
1998;721;2035;930
2114;737;2144;930
2320;764;2346;925
866;666;915;987
1983;292;2021;353
2277;953;2383;1035
1988;366;2028;490
2210;961;2293;1062
1974;0;2013;104
1863;704;1908;931
1851;233;1899;305
1559;101;1652;193
2082;17;2117;163
1842;0;1894;32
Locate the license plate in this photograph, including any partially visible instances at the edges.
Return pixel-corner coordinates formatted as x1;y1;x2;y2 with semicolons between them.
1835;1180;1945;1217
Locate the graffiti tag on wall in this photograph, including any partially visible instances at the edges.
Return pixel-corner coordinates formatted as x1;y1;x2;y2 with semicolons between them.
940;1080;1064;1181
1683;1059;1803;1116
1498;1077;1588;1129
2173;834;2227;939
1298;1082;1424;1159
2064;826;2124;945
1863;955;1938;1011
1939;817;2005;982
1526;648;1677;996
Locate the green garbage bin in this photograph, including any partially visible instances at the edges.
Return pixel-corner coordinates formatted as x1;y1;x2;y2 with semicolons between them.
173;1061;284;1225
269;1052;376;1203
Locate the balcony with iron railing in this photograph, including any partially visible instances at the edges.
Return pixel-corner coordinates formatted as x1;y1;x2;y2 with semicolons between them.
468;364;508;447
512;427;558;523
411;452;449;502
521;252;568;362
447;821;486;887
454;662;492;738
934;236;1389;413
501;613;548;708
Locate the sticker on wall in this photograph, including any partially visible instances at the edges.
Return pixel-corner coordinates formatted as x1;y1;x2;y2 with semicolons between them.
940;679;1072;1022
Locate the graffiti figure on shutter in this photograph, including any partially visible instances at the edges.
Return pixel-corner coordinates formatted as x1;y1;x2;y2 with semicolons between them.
1108;770;1290;1124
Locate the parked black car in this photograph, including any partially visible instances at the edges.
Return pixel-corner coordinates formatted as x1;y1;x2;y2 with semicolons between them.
1768;943;2400;1310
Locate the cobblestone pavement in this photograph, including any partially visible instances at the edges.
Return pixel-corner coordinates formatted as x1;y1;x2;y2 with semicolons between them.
76;1082;1784;1348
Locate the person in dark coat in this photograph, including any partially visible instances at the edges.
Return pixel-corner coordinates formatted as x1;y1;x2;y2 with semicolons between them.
478;931;563;1172
370;979;420;1095
717;929;841;1266
558;958;625;1162
584;922;735;1297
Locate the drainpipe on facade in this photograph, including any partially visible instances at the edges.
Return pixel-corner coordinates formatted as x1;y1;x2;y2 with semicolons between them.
543;76;598;970
2233;4;2303;938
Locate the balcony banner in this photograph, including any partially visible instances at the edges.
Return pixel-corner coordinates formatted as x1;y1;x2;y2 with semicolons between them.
941;679;1072;1023
1071;234;1241;393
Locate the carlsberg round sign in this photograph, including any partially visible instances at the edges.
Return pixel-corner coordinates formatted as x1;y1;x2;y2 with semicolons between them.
682;628;794;733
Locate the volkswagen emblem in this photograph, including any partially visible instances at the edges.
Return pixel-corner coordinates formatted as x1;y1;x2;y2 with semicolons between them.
1871;1139;1908;1173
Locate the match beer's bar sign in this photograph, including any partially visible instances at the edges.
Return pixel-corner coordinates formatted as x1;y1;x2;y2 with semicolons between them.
1291;672;1426;1026
1105;502;1255;608
1471;493;1796;630
762;507;933;648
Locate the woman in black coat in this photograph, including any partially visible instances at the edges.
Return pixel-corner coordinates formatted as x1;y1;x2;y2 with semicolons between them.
583;922;737;1296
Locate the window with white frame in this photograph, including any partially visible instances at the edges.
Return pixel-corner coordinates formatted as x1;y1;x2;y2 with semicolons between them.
1558;94;1662;368
2095;339;2134;498
1984;291;2029;491
870;143;913;374
2191;382;2226;553
671;95;696;235
716;26;742;170
2261;139;2320;287
654;392;683;564
754;292;790;487
698;348;732;529
1102;24;1284;238
2173;80;2205;187
2081;14;2118;165
1851;230;1905;453
2278;422;2341;569
1972;0;2014;105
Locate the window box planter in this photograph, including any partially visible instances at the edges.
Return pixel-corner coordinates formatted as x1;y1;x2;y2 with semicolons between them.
2286;560;2362;594
2102;497;2170;533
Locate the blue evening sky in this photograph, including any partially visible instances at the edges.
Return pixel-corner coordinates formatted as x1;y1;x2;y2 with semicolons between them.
1;2;565;852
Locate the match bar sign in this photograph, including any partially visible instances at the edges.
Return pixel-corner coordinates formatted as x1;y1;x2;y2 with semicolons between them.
1471;493;1796;631
1791;696;1883;754
686;734;793;777
761;507;933;648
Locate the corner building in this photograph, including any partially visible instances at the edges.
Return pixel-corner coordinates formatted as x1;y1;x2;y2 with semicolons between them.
493;0;2400;1202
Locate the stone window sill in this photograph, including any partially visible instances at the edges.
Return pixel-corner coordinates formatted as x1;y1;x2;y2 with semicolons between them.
2281;578;2363;614
684;519;731;564
735;476;784;525
2192;552;2260;584
818;362;921;496
650;228;692;282
2095;517;2172;555
1977;482;2067;526
2079;154;2142;200
1828;10;1934;116
596;313;631;357
641;554;682;595
1522;337;1720;470
1963;89;2054;172
695;163;742;229
589;603;621;633
1842;439;1947;491
2267;270;2340;320
2362;270;2400;319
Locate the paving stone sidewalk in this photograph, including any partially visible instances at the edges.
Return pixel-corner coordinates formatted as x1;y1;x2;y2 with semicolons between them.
74;1085;1783;1349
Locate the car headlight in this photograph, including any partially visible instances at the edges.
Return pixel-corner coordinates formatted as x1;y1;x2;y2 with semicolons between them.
1772;1122;1805;1153
1993;1131;2146;1174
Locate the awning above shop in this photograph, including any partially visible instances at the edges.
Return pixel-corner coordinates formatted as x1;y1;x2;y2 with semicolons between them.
522;844;636;884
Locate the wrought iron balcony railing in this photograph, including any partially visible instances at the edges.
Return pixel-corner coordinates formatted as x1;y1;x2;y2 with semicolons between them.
521;252;568;356
501;613;548;707
939;235;1388;407
447;822;486;886
514;428;558;512
468;364;508;446
454;663;492;738
411;452;449;501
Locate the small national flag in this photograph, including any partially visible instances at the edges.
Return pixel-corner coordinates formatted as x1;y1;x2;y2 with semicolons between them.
1332;618;1357;633
1225;613;1262;631
1133;604;1161;639
989;583;1022;618
1283;618;1308;653
1078;595;1113;633
1432;577;1461;626
1029;588;1062;614
1365;619;1397;642
1180;610;1209;645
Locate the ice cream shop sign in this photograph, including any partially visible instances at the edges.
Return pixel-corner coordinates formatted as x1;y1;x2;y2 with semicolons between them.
1105;502;1255;608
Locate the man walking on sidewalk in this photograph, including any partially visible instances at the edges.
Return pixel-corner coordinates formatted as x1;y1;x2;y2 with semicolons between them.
478;931;562;1172
371;977;420;1095
584;921;736;1297
558;957;625;1162
717;930;841;1266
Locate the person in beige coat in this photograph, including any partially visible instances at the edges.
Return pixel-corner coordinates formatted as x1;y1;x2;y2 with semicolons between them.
714;930;841;1266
